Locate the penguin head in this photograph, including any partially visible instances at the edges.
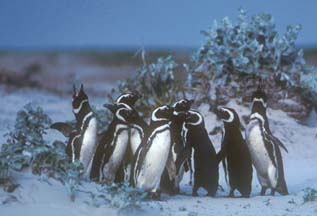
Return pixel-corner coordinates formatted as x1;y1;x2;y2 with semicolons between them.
151;105;174;124
173;99;194;112
217;107;241;128
104;103;136;123
251;88;268;114
185;110;204;127
72;84;89;114
115;92;140;107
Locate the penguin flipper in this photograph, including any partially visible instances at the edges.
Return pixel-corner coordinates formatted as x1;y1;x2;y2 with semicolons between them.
265;132;288;153
51;122;74;137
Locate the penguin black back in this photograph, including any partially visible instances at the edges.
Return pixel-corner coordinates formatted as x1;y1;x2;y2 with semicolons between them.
217;107;253;197
90;103;135;182
160;99;194;194
247;89;288;196
184;110;219;197
131;105;173;187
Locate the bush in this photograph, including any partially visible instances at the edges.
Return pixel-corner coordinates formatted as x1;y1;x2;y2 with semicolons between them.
186;9;316;108
110;54;186;117
0;103;83;201
0;103;52;173
106;183;147;211
303;187;317;203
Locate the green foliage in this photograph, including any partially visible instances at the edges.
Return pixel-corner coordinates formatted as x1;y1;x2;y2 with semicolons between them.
186;9;316;105
0;103;83;201
112;55;185;117
303;187;317;203
65;161;84;202
0;103;52;174
105;183;147;211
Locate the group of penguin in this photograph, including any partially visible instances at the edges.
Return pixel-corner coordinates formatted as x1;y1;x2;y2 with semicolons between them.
51;84;289;200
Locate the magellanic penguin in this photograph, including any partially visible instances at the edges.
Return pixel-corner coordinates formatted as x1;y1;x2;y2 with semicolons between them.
90;103;137;184
132;105;183;199
184;110;219;197
113;93;148;183
51;84;98;178
245;89;289;196
217;107;253;198
160;99;194;195
115;92;148;155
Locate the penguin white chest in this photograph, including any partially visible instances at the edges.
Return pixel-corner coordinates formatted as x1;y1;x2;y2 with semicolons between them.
130;127;142;156
246;120;277;187
80;117;98;175
137;129;171;192
103;125;129;183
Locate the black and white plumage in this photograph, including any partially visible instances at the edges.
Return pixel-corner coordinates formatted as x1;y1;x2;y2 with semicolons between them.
115;92;148;156
217;107;252;197
160;99;194;194
131;105;178;199
51;84;98;178
90;103;137;183
184;110;219;197
113;93;148;183
245;89;288;196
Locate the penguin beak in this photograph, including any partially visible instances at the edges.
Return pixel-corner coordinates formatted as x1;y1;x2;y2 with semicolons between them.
103;103;116;113
189;99;194;106
133;91;142;99
216;107;224;120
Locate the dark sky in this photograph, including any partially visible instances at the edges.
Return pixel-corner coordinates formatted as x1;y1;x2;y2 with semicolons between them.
0;0;317;49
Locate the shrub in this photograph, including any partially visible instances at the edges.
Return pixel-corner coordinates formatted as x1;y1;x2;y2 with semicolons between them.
0;103;52;173
105;183;147;211
303;187;317;203
186;9;316;108
110;54;186;117
0;103;83;201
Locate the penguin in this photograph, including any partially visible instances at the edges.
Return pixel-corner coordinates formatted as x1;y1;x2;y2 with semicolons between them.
51;84;98;178
115;92;148;155
132;105;183;199
113;93;148;183
217;107;253;198
245;88;289;196
183;110;219;197
90;103;137;184
160;99;194;195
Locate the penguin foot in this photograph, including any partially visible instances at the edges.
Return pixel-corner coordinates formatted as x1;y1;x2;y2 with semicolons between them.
192;190;198;197
260;187;267;196
147;192;161;200
229;189;235;198
270;189;275;196
207;192;216;197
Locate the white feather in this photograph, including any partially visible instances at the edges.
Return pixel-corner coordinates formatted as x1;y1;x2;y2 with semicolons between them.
102;124;130;183
186;110;203;126
136;124;171;192
80;117;98;178
245;118;278;188
221;108;234;123
73;99;88;114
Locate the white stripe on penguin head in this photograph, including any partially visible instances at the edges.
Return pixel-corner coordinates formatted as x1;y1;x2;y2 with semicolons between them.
116;94;130;103
252;97;267;108
172;99;186;108
221;108;234;123
186;110;203;126
73;99;88;114
250;112;265;124
115;107;131;123
116;102;132;110
151;106;169;122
